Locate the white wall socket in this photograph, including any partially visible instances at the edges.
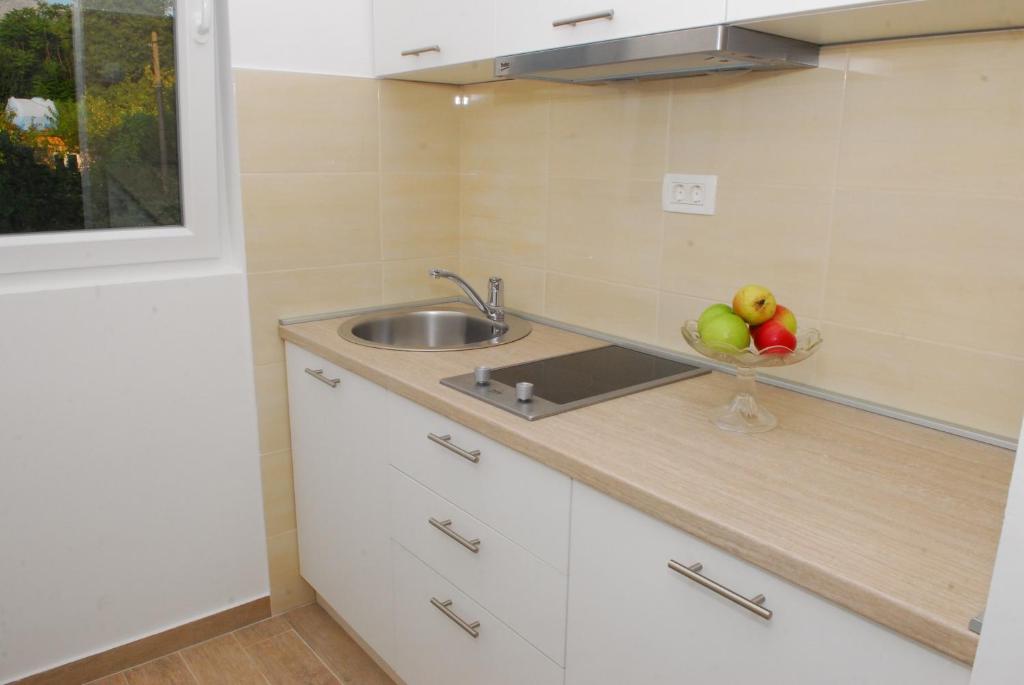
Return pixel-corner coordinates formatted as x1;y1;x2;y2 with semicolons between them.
662;173;717;215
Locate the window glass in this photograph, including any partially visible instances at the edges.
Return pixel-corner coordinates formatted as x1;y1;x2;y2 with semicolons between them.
0;0;182;234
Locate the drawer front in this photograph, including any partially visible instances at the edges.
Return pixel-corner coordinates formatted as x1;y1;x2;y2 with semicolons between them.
392;542;564;685
387;393;571;572
566;483;970;685
390;467;568;664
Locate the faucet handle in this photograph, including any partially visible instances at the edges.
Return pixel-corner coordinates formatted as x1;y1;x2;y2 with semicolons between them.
487;277;504;308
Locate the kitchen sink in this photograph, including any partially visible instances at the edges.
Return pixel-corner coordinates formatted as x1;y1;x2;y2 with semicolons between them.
337;306;532;351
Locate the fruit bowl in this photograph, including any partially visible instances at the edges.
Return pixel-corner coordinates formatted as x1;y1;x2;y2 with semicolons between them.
681;320;823;433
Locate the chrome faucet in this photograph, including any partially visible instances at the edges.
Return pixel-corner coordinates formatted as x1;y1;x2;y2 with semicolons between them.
429;269;505;325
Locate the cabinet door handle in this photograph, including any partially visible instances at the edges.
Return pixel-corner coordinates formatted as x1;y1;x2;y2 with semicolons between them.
553;9;614;27
430;597;480;638
429;517;481;553
304;368;340;388
401;44;440;56
668;560;773;620
427;433;480;463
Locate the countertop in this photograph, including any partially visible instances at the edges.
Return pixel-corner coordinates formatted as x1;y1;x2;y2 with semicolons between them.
281;308;1014;665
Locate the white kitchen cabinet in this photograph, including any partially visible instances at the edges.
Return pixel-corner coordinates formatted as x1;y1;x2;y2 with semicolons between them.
495;0;727;56
373;0;495;76
726;0;901;23
565;482;970;685
387;392;572;572
389;467;568;665
284;343;394;662
391;542;564;685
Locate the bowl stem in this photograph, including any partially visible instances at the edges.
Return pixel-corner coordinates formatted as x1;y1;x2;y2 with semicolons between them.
712;366;778;433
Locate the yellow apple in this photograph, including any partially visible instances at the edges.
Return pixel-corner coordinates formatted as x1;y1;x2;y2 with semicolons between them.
732;284;777;325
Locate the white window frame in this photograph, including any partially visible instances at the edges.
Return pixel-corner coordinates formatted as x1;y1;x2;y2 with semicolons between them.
0;0;221;275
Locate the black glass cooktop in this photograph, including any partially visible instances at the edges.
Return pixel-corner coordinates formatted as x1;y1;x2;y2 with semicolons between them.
441;345;709;420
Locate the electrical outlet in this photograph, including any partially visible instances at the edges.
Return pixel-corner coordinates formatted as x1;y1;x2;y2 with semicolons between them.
662;174;717;215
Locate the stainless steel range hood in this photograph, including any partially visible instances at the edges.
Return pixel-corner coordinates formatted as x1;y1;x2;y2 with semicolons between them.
494;25;819;84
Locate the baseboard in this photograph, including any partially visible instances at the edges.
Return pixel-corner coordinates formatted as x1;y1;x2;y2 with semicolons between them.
11;596;270;685
315;593;406;685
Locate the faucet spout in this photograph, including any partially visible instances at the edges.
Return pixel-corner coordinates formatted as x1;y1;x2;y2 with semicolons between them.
428;269;506;325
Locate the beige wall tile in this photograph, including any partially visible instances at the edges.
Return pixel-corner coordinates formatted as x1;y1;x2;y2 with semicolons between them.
267;529;315;614
380;173;460;259
461;80;549;175
839;32;1024;194
460;257;546;314
549;80;671;181
816;323;1024;438
254;363;291;455
261;449;297;539
824;189;1024;357
546;273;659;343
380;80;460;173
382;256;460;303
668;53;847;189
461;174;547;267
243;173;381;273
660;183;832;319
235;70;379;174
248;264;383;365
547;178;663;288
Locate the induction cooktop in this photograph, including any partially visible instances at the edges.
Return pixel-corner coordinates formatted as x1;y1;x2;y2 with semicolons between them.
440;345;709;420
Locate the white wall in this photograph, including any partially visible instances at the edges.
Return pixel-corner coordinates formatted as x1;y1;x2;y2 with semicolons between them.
0;2;269;680
971;420;1024;684
227;0;374;75
0;274;269;681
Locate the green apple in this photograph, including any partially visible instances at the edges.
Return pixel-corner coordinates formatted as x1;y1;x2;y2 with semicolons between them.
700;312;750;352
697;303;733;336
732;284;777;325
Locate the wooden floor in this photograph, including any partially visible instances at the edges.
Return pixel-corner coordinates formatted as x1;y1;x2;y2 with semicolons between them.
85;604;394;685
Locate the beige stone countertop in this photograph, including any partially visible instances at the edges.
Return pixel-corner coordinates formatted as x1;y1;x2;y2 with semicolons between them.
281;308;1014;665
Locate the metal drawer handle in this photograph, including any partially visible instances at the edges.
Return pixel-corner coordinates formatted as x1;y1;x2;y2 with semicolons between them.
553;9;614;27
668;560;773;620
429;517;481;553
401;44;440;56
427;433;480;463
304;368;340;388
430;597;480;638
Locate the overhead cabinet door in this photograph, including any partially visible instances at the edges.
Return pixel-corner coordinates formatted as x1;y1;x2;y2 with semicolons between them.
496;0;727;56
374;0;495;75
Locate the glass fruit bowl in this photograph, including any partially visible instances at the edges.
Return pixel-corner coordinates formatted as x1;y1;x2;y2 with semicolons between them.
681;320;823;433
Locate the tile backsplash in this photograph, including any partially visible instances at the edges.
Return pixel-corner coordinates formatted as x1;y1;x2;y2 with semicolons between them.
458;29;1024;440
234;28;1024;610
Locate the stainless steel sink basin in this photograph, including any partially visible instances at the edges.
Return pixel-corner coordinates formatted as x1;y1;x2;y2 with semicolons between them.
337;306;532;351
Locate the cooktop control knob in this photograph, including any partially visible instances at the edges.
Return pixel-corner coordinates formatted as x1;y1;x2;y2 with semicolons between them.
515;382;534;402
474;366;491;386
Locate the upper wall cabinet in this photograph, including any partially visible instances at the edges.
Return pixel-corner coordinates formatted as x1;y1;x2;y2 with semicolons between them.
732;0;1024;45
373;0;495;77
726;0;899;23
494;0;727;56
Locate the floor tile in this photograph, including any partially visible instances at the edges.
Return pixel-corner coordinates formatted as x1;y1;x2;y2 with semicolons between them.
123;654;197;685
286;604;392;684
180;634;266;684
244;630;340;685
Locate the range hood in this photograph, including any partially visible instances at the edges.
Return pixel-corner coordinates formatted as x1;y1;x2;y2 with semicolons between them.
494;25;819;84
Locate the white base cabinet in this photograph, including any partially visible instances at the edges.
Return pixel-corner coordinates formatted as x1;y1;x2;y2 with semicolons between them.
286;345;972;685
565;482;970;685
285;343;394;663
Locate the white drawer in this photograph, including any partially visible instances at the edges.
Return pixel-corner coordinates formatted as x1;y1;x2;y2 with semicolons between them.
387;393;571;572
392;542;564;685
566;483;970;685
389;467;568;664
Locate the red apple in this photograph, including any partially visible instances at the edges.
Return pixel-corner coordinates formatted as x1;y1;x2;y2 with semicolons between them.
768;304;797;334
751;319;797;354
